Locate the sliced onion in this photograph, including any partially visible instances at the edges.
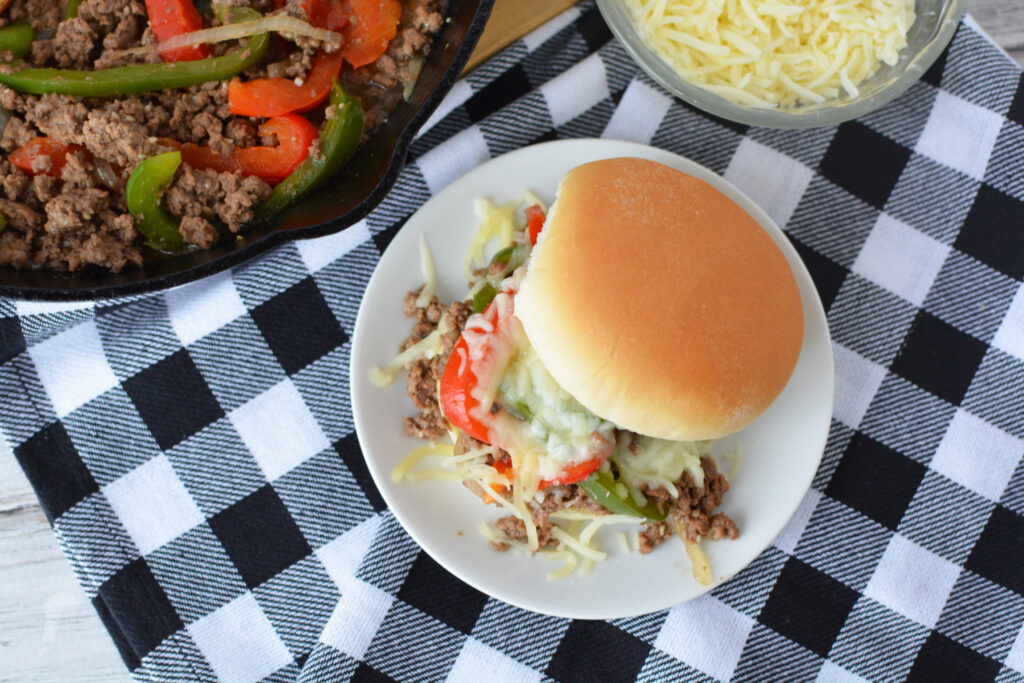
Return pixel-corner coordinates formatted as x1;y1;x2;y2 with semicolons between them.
0;107;11;139
94;158;124;192
159;15;342;53
108;14;342;59
265;60;290;78
402;56;424;101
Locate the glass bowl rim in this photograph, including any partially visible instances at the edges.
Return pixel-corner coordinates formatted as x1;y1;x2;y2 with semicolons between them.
596;0;967;129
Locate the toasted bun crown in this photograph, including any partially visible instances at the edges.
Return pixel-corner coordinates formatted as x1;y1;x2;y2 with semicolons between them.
515;157;803;441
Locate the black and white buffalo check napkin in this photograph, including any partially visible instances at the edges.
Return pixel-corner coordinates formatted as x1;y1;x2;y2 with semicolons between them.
3;3;1024;681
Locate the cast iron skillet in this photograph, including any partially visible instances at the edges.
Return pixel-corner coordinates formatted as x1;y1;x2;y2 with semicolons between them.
1;0;494;301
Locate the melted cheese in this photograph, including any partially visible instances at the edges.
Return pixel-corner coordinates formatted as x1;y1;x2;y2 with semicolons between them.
414;235;437;308
624;0;916;106
609;432;708;500
369;329;444;387
464;197;519;279
498;344;616;481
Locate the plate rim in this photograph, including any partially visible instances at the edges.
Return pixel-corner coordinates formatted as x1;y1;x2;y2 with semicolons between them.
350;137;834;620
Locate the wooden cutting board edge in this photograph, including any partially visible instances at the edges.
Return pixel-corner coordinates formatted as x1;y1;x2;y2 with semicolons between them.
463;0;583;73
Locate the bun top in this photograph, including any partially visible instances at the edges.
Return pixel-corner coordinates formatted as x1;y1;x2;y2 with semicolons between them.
514;157;804;441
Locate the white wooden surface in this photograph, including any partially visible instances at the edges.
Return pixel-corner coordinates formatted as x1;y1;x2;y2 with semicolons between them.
972;0;1024;68
1;3;1022;680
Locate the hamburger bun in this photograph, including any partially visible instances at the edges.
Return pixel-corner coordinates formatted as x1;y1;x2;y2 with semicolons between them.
514;157;803;441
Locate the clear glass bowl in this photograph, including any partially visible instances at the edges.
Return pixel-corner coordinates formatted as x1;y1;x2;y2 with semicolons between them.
596;0;965;129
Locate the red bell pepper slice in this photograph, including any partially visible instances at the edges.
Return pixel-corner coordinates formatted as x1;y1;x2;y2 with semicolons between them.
541;458;605;487
298;0;347;30
228;49;345;117
526;204;545;246
145;0;210;62
491;454;601;489
10;137;77;176
180;114;318;184
440;330;494;445
338;0;402;68
440;286;611;489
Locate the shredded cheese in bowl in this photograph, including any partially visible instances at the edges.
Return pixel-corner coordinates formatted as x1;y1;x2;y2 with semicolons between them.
622;0;916;107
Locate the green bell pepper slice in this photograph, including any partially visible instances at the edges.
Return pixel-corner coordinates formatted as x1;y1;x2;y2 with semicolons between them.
64;0;82;18
126;150;186;252
490;245;515;266
0;8;267;96
64;0;83;19
0;24;35;61
578;470;668;521
254;80;364;221
472;282;498;313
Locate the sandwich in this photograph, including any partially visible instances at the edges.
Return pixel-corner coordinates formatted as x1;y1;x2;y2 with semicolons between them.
386;156;804;579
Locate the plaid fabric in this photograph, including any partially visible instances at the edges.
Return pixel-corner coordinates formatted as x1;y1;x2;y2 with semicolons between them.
3;4;1024;681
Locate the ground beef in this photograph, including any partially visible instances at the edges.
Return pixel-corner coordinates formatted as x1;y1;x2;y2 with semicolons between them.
36;17;97;68
70;225;141;270
672;457;739;542
156;81;239;152
21;95;162;174
77;0;146;34
491;484;608;552
449;426;607;553
44;188;109;235
102;14;144;51
23;94;89;143
95;17;156;68
253;48;317;82
639;457;740;547
0;116;35;152
495;515;558;551
0;196;141;271
7;0;63;32
164;165;271;233
32;174;60;202
0;161;31;202
0;198;42;230
83;110;159;168
401;290;472;440
179;215;219;249
0;0;444;272
100;97;169;138
60;148;101;192
638;522;670;554
225;118;258;148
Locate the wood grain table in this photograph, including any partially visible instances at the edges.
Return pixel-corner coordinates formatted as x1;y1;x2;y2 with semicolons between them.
2;1;1022;680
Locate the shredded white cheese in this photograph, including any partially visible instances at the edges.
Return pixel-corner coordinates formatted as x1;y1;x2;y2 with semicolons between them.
415;236;437;308
391;442;455;482
624;0;916;107
369;329;444;388
541;549;579;581
684;540;713;586
616;532;631;554
551;526;608;562
464;198;519;279
610;432;706;501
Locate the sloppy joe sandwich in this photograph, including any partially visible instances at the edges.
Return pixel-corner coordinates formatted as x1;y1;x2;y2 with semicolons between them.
375;156;804;581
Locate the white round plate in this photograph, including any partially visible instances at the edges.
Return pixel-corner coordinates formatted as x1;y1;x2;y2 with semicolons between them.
350;139;833;620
